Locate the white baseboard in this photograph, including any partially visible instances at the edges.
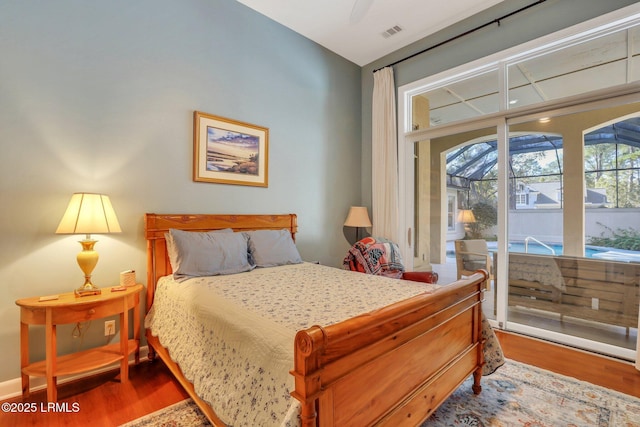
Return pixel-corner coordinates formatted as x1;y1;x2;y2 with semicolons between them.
0;346;149;402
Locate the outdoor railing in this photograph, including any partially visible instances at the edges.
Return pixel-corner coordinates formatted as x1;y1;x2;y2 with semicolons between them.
524;236;556;255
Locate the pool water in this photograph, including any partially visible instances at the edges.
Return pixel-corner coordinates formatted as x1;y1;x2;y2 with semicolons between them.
449;241;640;262
506;242;558;255
505;242;639;261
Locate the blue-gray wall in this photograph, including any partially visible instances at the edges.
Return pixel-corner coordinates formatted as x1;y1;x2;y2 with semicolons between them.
0;0;361;385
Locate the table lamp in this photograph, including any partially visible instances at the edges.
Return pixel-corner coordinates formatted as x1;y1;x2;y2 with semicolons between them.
56;193;122;296
457;209;476;236
344;206;372;242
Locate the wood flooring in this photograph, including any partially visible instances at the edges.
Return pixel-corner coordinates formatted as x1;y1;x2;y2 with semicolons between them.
0;360;188;427
2;331;640;426
496;330;640;398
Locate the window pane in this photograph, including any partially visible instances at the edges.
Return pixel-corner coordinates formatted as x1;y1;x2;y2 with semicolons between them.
508;29;638;109
420;126;498;319
411;70;499;129
584;118;640;208
505;109;640;354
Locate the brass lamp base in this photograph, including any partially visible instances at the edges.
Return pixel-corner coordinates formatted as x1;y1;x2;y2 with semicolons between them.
75;238;101;297
75;281;101;297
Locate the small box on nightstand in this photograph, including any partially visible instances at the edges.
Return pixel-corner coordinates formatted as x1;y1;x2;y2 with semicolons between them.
120;270;136;287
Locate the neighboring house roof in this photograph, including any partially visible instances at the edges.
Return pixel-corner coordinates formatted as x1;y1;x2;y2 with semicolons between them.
586;188;608;205
517;181;608;207
534;192;558;206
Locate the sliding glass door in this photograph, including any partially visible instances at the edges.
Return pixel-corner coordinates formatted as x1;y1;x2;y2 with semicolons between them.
399;8;640;360
407;102;640;359
412;126;499;320
505;106;640;358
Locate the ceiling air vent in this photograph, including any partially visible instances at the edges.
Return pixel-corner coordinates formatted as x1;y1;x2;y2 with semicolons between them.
381;25;403;39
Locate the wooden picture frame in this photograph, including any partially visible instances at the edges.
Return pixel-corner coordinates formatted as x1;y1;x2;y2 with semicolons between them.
193;111;269;187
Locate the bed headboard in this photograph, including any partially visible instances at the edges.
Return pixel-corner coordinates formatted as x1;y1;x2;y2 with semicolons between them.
144;213;298;311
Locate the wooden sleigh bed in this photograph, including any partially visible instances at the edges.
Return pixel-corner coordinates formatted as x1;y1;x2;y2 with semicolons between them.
144;213;489;427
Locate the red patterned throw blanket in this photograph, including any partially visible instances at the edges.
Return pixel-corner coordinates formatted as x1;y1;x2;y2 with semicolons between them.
343;236;405;278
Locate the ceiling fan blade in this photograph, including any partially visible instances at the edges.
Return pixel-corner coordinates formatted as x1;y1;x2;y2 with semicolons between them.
349;0;374;24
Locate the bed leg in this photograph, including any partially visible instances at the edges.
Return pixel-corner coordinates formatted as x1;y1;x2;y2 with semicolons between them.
147;345;156;362
472;368;482;394
299;404;317;427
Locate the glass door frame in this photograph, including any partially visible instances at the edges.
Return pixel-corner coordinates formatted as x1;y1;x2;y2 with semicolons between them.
400;91;640;361
396;5;640;360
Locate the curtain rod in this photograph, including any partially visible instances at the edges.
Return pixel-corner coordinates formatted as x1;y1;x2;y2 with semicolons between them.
373;0;547;73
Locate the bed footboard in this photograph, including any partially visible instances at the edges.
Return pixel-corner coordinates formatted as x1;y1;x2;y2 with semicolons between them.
291;271;487;427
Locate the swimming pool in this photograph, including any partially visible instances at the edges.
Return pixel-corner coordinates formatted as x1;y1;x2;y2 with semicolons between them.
449;241;640;262
506;241;640;262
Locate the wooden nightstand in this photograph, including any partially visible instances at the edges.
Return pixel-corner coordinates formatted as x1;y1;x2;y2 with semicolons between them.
15;284;143;402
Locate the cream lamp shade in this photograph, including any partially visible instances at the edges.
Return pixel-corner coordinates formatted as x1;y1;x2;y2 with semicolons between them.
56;193;121;296
344;206;372;227
344;206;372;242
457;208;476;237
457;209;476;224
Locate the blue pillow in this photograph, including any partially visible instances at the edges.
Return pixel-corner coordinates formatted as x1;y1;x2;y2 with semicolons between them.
168;229;253;280
246;229;303;267
165;228;232;271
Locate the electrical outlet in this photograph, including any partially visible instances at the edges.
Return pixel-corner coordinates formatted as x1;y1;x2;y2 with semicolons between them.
592;298;599;310
104;320;116;336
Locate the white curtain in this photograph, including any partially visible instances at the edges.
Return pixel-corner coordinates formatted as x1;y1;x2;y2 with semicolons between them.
371;67;400;244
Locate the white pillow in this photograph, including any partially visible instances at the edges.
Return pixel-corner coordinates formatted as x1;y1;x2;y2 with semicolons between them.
246;229;303;267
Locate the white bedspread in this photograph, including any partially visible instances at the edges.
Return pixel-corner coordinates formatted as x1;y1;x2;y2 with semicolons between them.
145;262;440;426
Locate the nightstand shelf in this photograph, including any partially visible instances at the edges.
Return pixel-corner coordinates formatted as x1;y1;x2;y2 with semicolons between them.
16;284;142;402
22;339;138;377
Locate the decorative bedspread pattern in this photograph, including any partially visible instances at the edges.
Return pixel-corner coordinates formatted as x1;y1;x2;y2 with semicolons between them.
145;262;503;426
509;253;566;291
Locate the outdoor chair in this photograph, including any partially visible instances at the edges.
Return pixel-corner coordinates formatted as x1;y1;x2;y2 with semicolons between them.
454;239;493;282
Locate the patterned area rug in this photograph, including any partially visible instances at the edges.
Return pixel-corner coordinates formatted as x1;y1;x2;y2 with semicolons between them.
424;359;640;426
120;360;640;426
120;399;212;427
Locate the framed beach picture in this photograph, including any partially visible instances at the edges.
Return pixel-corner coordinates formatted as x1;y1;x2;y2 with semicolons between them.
193;111;269;187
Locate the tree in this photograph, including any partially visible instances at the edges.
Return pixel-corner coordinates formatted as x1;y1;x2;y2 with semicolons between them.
468;202;497;239
586;143;640;208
